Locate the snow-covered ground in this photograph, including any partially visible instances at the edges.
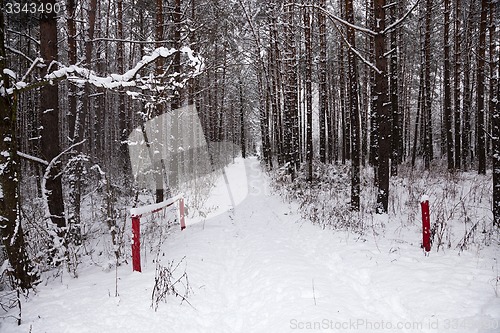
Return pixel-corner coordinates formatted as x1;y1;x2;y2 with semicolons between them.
2;157;499;333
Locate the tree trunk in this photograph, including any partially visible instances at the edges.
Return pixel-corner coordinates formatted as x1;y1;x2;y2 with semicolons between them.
423;0;433;169
239;79;246;158
476;0;487;175
390;4;400;176
40;0;66;234
0;4;38;290
345;0;360;211
444;0;454;170
453;0;462;169
154;0;165;203
368;0;378;169
283;0;298;176
318;0;327;164
374;0;390;213
303;3;313;181
170;0;182;189
462;0;475;170
494;45;500;227
66;0;82;243
116;0;130;186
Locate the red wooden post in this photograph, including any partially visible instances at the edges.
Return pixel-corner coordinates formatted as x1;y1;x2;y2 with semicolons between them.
132;215;141;272
420;196;431;252
180;198;186;230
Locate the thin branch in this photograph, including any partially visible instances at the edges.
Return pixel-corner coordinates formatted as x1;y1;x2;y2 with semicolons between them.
301;4;377;36
383;0;421;34
41;139;87;222
91;37;173;44
331;20;382;74
17;152;49;166
5;46;35;64
21;58;43;83
6;29;40;45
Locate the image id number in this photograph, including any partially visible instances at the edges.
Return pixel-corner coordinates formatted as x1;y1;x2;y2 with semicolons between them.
5;2;61;14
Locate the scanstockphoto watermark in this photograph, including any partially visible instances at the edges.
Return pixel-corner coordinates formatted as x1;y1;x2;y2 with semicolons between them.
290;319;426;331
289;317;500;331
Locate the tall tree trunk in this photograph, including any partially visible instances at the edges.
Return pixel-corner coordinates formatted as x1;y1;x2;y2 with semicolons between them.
368;0;378;169
154;0;165;203
327;61;337;163
116;0;130;185
239;78;246;158
390;4;400;176
411;83;422;167
283;0;298;176
444;0;454;170
258;72;273;168
66;0;82;242
374;0;390;213
170;0;182;189
345;0;360;211
453;0;462;169
66;0;77;139
489;0;497;163
339;41;347;164
476;0;487;175
423;0;433;169
40;0;66;234
462;0;475;170
303;3;313;181
318;0;327;164
270;9;283;165
487;0;496;159
494;42;500;227
0;4;37;290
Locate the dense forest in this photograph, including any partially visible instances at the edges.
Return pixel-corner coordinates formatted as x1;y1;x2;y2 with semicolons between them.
0;0;498;295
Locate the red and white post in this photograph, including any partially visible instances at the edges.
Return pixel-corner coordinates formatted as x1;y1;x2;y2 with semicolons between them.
130;194;186;272
420;195;431;253
131;215;141;272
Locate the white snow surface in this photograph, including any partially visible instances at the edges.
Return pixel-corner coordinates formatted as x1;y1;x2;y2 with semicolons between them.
2;157;499;333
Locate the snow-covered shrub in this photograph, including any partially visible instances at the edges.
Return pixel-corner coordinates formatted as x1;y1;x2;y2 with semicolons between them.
398;164;497;252
271;160;499;252
271;161;366;233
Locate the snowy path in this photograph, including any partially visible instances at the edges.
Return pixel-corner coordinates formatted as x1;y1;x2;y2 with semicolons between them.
3;157;499;333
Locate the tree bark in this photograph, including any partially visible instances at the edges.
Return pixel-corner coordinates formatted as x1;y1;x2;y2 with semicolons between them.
318;0;328;164
453;0;462;169
476;0;487;175
155;0;165;203
0;4;38;290
494;42;500;227
283;0;298;176
390;4;400;176
345;0;360;211
374;0;390;213
423;0;433;169
444;0;454;170
40;0;66;233
303;2;313;181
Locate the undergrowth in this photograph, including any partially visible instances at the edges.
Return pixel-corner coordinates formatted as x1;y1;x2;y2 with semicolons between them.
270;160;499;252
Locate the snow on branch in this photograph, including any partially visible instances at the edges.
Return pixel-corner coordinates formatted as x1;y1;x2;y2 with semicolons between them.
330;19;382;74
302;0;420;37
301;3;377;37
41;140;86;221
383;0;421;35
5;46;204;96
17;151;49;166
